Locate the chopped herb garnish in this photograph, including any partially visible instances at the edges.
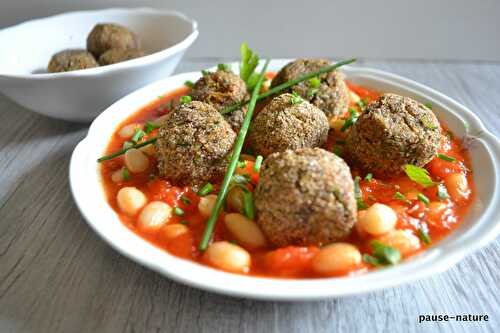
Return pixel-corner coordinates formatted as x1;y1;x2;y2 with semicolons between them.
356;97;369;109
180;195;191;205
424;102;433;109
232;174;250;184
253;155;263;172
197;183;213;196
363;254;382;267
217;63;232;71
420;116;438;129
123;141;134;149
122;167;130;181
237;160;248;169
394;191;406;201
242;190;255;220
173;207;184;216
437;183;450;200
239;42;260;91
437;153;456;162
341;108;359;132
403;164;438;188
131;129;146;143
370;241;401;265
290;91;303;105
144;121;161;134
354;176;368;210
418;227;432;245
201;69;211;76
179;95;192;104
309;77;321;88
417;193;430;205
365;173;373;181
184;80;194;88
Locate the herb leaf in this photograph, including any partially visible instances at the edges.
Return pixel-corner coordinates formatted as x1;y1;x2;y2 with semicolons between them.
290;91;303;105
371;241;401;265
144;121;161;134
365;173;373;181
239;42;260;90
217;63;232;71
403;164;438;188
354;176;368;210
184;80;194;88
341;108;359;132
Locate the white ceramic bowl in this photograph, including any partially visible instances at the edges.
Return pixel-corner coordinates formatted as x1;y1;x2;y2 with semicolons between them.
70;60;500;300
0;8;198;122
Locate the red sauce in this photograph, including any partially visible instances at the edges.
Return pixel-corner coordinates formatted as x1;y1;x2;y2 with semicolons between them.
100;78;475;279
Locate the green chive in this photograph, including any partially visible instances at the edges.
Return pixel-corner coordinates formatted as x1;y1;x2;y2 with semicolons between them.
173;207;184;216
179;95;192;104
356;97;369;109
417;193;430;205
217;63;232;71
437;153;456;162
242;190;255;220
253;155;263;172
418;227;432;245
437;183;450;200
184;80;194;88
371;241;401;265
98;137;158;162
131;129;146;143
341;108;358;132
197;183;213;196
180;195;191;205
144;121;161;134
394;191;406;200
122;167;130;181
354;176;368;210
365;173;373;181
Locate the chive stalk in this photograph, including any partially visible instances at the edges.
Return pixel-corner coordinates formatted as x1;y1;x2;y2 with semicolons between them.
198;59;270;251
97;137;157;162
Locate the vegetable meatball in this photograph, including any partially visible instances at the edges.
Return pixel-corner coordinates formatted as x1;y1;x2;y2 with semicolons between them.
255;148;356;247
155;101;236;187
271;59;349;119
47;49;98;73
191;69;249;131
87;23;140;58
98;48;146;66
248;93;329;157
345;93;441;177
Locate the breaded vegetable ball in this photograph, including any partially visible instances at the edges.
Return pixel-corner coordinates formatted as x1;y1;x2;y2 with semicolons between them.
87;23;140;58
155;101;236;187
346;93;442;177
191;69;249;131
98;48;146;66
271;58;349;119
248;93;329;157
47;49;98;73
255;148;356;247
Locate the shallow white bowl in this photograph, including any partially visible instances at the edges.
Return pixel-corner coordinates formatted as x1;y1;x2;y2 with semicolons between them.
70;59;500;300
0;8;198;122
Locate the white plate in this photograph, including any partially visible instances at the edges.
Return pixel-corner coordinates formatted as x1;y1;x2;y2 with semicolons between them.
69;59;500;300
0;8;198;122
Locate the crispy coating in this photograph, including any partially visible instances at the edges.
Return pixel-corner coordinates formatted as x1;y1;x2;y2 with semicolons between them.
155;101;236;187
87;23;140;58
271;59;349;119
345;93;442;177
255;148;356;247
47;49;98;73
191;69;249;131
98;48;146;66
248;93;329;157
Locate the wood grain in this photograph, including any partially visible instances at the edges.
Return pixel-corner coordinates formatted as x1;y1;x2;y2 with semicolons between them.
0;60;499;333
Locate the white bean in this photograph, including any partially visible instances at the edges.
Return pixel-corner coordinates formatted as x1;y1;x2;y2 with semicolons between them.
205;241;251;273
119;123;140;139
444;173;470;202
117;187;147;216
111;168;125;183
377;230;421;256
357;203;397;236
224;213;267;248
125;148;149;173
137;201;172;231
163;224;189;239
198;194;217;218
312;243;362;275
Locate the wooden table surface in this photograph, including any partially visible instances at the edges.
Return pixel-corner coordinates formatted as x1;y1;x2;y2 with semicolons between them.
1;59;499;333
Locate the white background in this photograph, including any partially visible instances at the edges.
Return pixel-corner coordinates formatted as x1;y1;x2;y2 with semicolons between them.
1;0;499;61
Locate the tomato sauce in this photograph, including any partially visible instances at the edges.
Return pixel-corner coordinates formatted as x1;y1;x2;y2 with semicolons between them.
100;77;475;279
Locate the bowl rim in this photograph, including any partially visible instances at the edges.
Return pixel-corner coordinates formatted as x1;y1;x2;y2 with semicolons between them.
69;59;500;300
0;7;199;80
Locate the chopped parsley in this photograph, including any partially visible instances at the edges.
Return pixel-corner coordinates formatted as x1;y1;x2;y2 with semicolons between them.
122;167;130;181
253;155;263;172
341;108;359;132
239;42;260;91
290;91;303;105
437;153;456;162
184;80;194;88
179;95;192;104
403;164;438;188
201;69;211;76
